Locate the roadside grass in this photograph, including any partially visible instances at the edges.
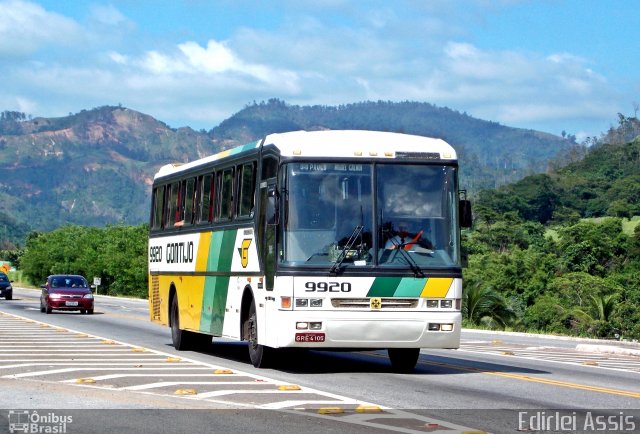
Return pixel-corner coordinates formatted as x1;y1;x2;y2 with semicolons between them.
622;216;639;235
7;270;38;289
545;228;560;242
584;215;639;235
545;215;639;240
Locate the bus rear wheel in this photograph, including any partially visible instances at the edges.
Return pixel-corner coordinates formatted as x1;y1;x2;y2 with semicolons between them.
170;296;211;351
247;299;273;368
388;348;420;373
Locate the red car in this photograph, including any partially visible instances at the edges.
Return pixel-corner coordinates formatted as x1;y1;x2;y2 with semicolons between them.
40;274;94;314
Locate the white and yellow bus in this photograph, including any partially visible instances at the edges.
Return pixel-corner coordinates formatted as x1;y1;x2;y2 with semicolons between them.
148;130;471;371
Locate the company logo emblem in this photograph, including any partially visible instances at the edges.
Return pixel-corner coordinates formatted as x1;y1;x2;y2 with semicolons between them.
370;297;382;310
238;239;252;268
7;410;73;433
8;410;29;433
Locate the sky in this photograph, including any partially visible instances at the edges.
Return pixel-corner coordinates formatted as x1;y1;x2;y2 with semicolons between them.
1;0;638;140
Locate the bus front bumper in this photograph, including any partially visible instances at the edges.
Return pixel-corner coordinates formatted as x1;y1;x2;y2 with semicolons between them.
272;311;461;349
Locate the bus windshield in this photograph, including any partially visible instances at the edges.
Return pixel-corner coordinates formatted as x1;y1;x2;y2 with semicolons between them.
282;162;461;269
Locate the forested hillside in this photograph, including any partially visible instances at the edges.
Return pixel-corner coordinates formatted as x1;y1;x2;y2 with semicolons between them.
212;99;576;191
466;134;640;339
0;106;217;243
0;101;576;246
476;136;640;224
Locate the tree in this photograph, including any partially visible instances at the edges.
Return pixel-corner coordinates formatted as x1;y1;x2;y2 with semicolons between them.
462;282;515;329
607;200;631;218
557;219;627;276
523;294;568;333
19;224;148;297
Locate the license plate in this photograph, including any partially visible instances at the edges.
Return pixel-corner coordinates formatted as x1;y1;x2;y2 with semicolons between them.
295;333;325;343
65;301;78;307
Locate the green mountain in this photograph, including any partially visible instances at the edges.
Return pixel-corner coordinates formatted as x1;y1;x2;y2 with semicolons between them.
465;129;640;340
212;99;576;191
1;101;575;245
477;135;640;224
0;106;218;242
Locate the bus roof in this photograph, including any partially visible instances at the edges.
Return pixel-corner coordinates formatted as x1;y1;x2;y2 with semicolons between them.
264;130;456;159
154;130;456;180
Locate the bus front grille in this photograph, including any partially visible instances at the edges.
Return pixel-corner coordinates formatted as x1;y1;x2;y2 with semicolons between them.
330;298;419;309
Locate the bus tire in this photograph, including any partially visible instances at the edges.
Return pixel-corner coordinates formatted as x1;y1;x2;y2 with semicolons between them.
247;299;272;368
388;348;420;373
171;296;194;351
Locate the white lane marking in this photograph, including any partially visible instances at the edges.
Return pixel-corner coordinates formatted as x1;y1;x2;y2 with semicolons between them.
121;381;260;391
9;367;215;378
62;373;240;381
2;310;487;433
0;311;381;407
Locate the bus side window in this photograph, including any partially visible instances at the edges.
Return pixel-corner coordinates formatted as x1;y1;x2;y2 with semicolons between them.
198;173;214;223
165;182;180;228
184;177;196;225
151;185;165;230
238;162;256;217
216;167;234;221
174;180;187;227
261;156;278;181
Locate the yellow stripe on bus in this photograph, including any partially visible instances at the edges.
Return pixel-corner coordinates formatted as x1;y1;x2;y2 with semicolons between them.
420;277;453;298
196;232;212;271
164;233;212;331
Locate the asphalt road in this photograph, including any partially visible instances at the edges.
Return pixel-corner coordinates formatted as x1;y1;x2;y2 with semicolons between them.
1;287;639;434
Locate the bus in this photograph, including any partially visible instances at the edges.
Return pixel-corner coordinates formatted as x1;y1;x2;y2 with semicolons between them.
148;130;472;372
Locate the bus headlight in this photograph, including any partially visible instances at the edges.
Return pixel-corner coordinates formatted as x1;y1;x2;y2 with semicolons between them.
310;298;323;307
294;298;323;308
440;300;452;308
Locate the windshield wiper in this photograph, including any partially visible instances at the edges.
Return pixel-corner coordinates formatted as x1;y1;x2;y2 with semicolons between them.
386;236;425;278
329;225;364;275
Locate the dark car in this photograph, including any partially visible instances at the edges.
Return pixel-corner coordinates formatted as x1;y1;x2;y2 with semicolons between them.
40;274;94;314
0;272;13;300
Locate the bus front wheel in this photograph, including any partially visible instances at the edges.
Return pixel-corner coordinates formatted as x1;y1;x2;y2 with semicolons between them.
247;299;272;368
388;348;420;373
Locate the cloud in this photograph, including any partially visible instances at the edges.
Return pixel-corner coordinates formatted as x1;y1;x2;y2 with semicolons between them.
351;41;616;130
0;0;82;56
178;41;240;74
88;4;129;27
118;39;300;95
0;0;626;136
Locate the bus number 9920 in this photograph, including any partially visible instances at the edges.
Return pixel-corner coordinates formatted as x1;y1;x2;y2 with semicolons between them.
305;282;352;292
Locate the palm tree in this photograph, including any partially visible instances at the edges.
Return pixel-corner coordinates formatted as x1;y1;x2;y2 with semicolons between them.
588;293;617;322
462;282;516;329
569;292;618;338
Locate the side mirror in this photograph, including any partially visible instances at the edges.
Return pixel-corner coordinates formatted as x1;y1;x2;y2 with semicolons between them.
267;186;279;225
40;284;46;289
459;199;472;228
